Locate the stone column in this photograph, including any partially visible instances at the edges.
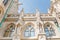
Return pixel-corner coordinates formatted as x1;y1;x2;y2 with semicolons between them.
39;25;42;33
42;24;45;33
12;24;21;40
12;24;17;40
42;21;45;33
38;22;46;40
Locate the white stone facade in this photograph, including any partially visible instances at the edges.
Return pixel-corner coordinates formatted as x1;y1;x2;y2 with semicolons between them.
0;0;60;40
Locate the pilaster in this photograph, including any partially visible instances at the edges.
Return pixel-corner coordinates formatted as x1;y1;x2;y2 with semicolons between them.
12;24;21;40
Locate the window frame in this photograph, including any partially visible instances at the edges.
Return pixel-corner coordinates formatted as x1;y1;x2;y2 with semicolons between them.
24;25;35;37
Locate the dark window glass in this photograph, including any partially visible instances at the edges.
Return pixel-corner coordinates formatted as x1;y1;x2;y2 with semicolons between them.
4;25;15;37
44;25;55;37
3;0;8;6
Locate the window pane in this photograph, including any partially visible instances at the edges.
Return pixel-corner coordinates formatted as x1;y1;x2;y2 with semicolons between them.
46;32;50;37
31;31;35;37
25;29;29;32
24;31;29;37
44;26;55;37
45;27;50;37
24;25;35;37
45;28;49;32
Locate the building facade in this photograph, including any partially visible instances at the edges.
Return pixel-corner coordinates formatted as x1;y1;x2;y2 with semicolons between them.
0;0;60;40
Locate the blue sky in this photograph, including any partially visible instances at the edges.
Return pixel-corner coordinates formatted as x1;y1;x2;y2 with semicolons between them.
18;0;51;13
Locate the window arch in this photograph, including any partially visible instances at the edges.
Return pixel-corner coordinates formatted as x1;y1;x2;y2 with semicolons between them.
24;25;35;37
44;25;55;37
4;24;15;37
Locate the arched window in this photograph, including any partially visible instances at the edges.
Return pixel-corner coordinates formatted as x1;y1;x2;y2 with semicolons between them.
44;25;55;37
24;25;35;37
4;24;15;37
9;25;15;37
